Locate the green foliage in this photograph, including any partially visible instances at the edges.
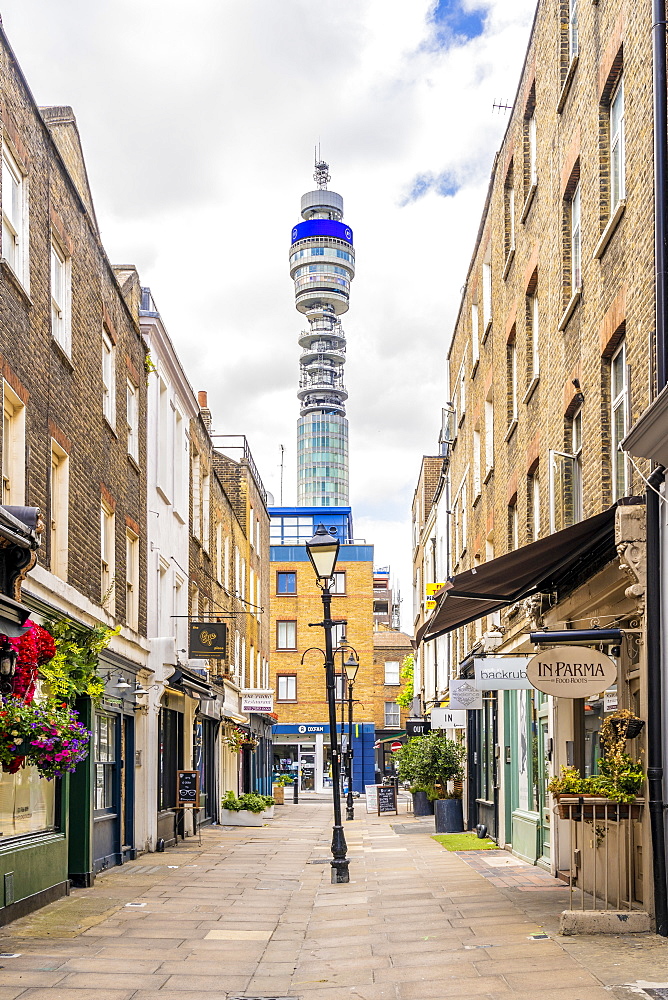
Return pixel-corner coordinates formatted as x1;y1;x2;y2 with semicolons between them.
40;617;119;703
393;732;465;797
409;782;440;801
274;774;294;786
221;791;272;813
433;833;497;851
548;711;646;804
395;654;414;709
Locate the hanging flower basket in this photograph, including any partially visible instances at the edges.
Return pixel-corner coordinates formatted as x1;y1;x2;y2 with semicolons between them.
0;696;91;779
555;795;644;821
222;726;260;754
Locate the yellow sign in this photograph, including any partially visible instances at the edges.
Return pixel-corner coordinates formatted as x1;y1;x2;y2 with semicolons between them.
425;582;445;611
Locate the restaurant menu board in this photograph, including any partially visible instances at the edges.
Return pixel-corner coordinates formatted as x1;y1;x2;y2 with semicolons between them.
365;784;379;814
377;785;398;815
177;770;200;807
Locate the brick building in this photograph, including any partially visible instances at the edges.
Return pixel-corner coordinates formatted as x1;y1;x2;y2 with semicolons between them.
0;22;149;913
415;0;657;920
372;626;413;777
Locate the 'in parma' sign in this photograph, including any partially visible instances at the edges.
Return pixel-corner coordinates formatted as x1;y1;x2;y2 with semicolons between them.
189;622;227;659
526;646;618;698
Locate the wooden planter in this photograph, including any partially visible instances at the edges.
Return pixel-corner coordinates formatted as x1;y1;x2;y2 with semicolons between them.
555;796;644;820
272;785;285;805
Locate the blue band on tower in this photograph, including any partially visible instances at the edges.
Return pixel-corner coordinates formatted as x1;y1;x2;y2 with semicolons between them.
291;219;353;246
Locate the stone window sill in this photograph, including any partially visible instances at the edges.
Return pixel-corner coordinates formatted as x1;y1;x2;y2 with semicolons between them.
504;417;518;443
521;182;537;223
484;466;494;484
502;248;515;281
482;318;492;344
0;258;32;308
523;374;540;404
51;335;74;371
557;55;578;114
558;287;581;331
593;200;626;260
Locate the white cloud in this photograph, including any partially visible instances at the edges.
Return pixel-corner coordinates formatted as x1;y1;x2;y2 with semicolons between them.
2;0;536;631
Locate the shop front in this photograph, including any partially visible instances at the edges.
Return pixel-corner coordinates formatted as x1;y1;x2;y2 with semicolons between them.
272;722;375;793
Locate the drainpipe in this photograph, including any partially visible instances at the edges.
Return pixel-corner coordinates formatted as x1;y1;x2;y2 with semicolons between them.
650;0;668;935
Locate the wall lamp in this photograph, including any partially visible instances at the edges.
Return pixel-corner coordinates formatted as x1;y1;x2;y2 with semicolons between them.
529;629;623;645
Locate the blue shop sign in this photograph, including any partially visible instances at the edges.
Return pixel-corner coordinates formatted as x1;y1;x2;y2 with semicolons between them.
274;723;328;735
291;219;353;246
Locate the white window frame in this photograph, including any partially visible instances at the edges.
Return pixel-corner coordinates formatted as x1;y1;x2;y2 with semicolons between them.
384;660;400;685
102;331;115;426
50;441;69;581
482;257;492;333
611;342;628;501
384;702;401;728
126;379;139;461
530;293;540;379
473;427;481;498
569;0;578;61
216;523;223;582
192;450;201;539
610;76;625;212
528;111;537;185
125;529;139;631
471;302;479;367
202;471;210;551
2;144;27;287
571;183;581;293
2;382;25;505
277;620;296;650
530;469;541;541
508;499;519;551
100;501;115;611
507;337;518;425
484;393;494;475
51;239;71;355
277;675;297;701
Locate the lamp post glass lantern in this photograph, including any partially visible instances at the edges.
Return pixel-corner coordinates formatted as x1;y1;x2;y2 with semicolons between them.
305;524;349;883
343;651;359;821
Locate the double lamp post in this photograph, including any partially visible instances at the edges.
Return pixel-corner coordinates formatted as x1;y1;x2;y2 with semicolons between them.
305;524;359;884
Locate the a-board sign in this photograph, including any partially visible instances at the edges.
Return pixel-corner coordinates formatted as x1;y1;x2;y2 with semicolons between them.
377;785;398;815
177;770;200;806
365;784;379;814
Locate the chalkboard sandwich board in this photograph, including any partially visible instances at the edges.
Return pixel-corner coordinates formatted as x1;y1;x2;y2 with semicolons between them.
377;785;398;815
177;770;200;807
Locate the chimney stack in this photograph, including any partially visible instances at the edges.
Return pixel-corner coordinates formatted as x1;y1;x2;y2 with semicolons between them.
198;390;212;432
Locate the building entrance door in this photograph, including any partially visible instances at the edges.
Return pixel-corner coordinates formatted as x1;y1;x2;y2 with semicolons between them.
298;744;316;791
537;700;551;868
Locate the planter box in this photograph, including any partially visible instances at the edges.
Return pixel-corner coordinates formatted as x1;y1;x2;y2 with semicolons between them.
411;791;434;816
555;796;644;821
434;798;464;833
264;805;275;819
272;785;284;805
220;808;268;827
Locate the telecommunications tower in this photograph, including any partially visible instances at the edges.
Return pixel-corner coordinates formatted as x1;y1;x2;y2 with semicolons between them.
289;157;355;506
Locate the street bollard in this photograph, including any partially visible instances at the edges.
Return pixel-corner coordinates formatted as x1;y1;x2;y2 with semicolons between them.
293;779;299;805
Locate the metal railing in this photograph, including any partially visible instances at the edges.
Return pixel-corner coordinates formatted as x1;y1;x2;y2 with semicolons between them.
557;797;644;911
211;435;267;507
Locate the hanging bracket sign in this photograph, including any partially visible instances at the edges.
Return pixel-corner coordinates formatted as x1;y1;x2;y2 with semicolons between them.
448;679;483;710
474;658;531;690
525;646;618;698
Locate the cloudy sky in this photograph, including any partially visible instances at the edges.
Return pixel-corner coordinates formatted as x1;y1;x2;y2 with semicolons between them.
2;0;536;630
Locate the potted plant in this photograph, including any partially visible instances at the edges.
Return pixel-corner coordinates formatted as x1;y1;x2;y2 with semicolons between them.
548;710;645;818
272;773;293;805
393;733;466;832
220;791;275;826
408;783;436;816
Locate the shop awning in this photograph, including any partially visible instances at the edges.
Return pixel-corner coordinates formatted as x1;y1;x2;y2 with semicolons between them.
417;505;620;645
169;667;214;699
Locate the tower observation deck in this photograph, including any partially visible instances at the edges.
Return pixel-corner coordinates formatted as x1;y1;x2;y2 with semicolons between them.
290;160;355;506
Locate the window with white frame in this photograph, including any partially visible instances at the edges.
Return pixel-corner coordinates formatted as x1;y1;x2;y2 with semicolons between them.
484;391;494;474
277;620;296;649
51;240;71;353
549;407;583;532
506;330;518;427
508;496;519;551
504;164;515;261
571;183;581;293
125;529;139;631
234;630;240;679
277;675;297;701
126;379;138;461
173;408;188;520
191;585;199;621
528;109;537;186
51;442;69;580
216;523;223;582
249;643;255;687
100;500;115;608
2;383;25;505
528;291;539;381
331;571;346;594
471;302;479;367
332;622;347;648
384;702;400;727
201;471;210;550
2;145;26;285
611;341;628;501
173;573;184;649
334;674;347;701
192;450;201;538
249;505;255;549
610;76;625;212
250;568;255;616
384;660;400;685
241;637;247;688
224;535;230;589
157;379;172;501
473;426;481;498
102;332;115;425
456;359;466;425
569;0;578;61
482;255;492;332
529;467;541;541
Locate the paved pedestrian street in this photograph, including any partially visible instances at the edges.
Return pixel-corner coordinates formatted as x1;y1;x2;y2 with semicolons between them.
0;800;667;1000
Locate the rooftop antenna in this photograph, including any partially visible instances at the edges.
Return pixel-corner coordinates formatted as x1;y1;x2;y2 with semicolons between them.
314;143;330;188
492;99;512;115
279;444;285;505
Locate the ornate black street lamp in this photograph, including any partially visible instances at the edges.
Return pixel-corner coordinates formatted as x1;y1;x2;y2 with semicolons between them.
305;524;349;884
342;651;359;821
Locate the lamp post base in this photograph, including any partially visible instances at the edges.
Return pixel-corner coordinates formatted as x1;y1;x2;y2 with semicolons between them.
330;823;349;882
346;789;355;821
330;858;350;883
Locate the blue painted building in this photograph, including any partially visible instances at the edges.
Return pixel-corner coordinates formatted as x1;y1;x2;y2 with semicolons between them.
272;722;376;794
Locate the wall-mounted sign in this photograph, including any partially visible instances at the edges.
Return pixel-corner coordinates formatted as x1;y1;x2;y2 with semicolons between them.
241;691;274;714
425;583;446;611
474;658;532;690
449;679;483;710
431;708;467;729
526;646;617;698
406;718;431;738
177;770;200;806
189;622;227;659
604;687;618;712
